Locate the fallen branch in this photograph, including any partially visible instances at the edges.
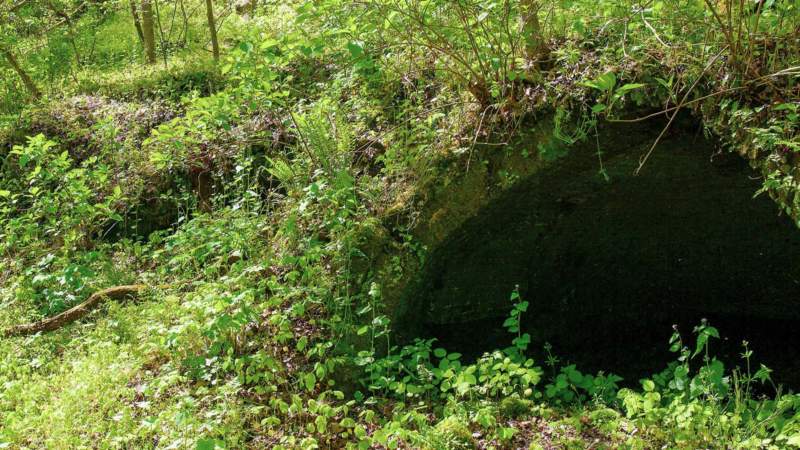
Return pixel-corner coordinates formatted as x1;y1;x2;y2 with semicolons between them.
3;284;147;337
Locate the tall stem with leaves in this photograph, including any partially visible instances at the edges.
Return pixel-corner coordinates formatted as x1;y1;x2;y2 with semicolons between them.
503;285;531;359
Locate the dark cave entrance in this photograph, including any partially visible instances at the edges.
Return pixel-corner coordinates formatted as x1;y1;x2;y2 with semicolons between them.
410;129;800;388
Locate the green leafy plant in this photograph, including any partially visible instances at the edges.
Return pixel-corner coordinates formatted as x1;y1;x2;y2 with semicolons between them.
581;71;645;116
503;286;531;359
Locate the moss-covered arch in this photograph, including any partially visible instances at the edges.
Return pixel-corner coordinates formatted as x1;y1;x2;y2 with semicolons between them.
363;115;800;383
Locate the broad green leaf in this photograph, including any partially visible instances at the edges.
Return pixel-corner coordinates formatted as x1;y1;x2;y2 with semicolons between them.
616;83;645;93
304;373;316;391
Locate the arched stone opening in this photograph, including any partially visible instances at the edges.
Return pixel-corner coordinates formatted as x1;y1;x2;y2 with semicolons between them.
404;129;800;386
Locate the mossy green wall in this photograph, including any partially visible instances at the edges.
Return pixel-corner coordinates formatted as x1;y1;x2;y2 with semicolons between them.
367;117;800;341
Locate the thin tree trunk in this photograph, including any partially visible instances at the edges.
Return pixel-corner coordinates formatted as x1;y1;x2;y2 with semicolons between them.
520;0;544;62
2;47;41;99
63;18;82;66
46;1;82;66
130;0;145;43
167;0;178;43
192;169;213;212
141;0;157;64
68;25;82;66
153;0;168;67
179;0;188;46
205;0;219;61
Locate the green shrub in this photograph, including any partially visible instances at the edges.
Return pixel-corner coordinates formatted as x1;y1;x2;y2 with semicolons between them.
499;395;533;419
71;58;224;102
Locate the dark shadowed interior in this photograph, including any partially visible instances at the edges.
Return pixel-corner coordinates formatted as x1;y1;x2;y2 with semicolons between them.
409;130;800;387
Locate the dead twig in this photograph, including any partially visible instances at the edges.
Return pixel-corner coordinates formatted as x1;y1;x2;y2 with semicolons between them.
634;48;727;175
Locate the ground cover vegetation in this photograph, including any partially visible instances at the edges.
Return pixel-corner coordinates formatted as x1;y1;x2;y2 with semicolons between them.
0;0;799;448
